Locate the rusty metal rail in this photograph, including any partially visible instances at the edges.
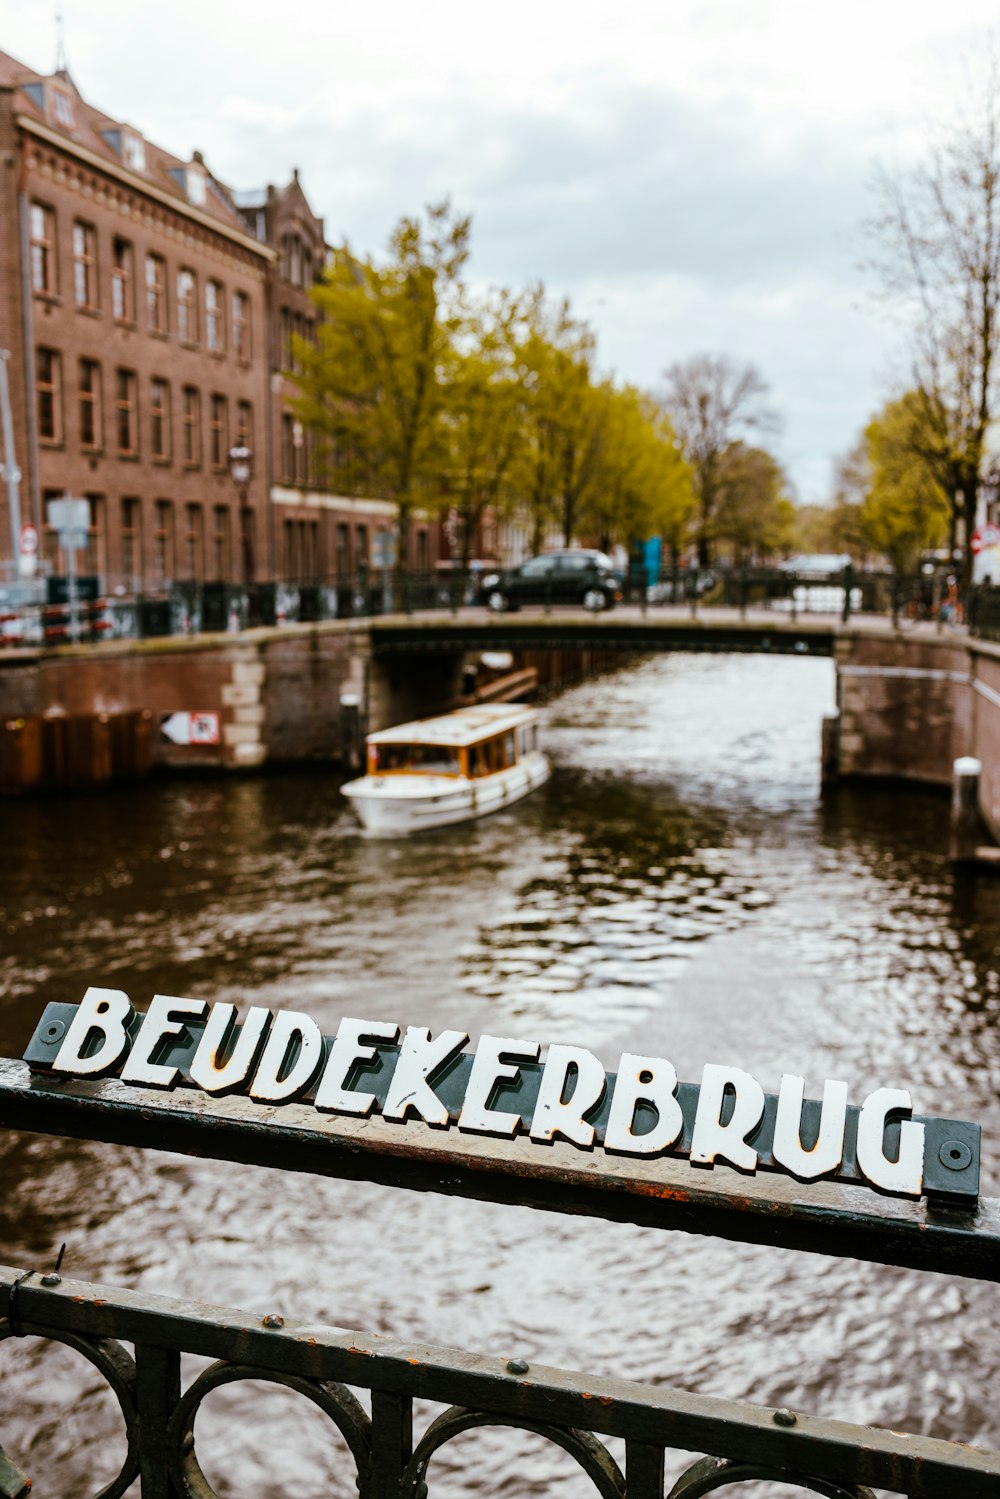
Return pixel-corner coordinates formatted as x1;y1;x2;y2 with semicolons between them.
1;1265;998;1498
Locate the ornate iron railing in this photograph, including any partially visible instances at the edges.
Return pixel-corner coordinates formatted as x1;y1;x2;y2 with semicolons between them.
2;1262;998;1498
0;1055;998;1496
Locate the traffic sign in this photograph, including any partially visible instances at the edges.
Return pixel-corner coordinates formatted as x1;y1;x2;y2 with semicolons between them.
18;521;38;577
971;524;1000;554
47;496;90;550
160;712;221;746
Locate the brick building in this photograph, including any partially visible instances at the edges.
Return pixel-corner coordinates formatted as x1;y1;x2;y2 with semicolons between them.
235;173;436;582
0;49;275;595
0;47;450;605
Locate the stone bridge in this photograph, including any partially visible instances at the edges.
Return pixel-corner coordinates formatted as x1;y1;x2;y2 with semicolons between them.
1;606;998;837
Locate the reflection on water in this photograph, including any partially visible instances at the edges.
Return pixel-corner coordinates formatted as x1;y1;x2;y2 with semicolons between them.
1;653;998;1497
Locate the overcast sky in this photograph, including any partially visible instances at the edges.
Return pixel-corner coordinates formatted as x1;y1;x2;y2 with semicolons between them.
3;0;998;504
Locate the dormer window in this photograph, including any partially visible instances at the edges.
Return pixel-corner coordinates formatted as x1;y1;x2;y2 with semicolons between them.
186;167;207;207
50;86;75;130
123;131;146;172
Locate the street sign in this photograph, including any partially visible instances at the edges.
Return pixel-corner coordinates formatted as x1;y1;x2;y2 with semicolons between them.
46;496;90;549
18;521;38;578
22;991;981;1207
971;524;1000;554
160;711;221;746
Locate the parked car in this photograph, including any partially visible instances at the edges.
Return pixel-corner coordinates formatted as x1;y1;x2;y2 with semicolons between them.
480;550;623;612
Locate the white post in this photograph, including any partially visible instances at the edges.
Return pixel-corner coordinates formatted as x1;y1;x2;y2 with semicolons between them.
950;756;982;863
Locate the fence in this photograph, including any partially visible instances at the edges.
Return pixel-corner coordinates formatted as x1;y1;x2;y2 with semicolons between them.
0;1047;997;1498
0;566;980;648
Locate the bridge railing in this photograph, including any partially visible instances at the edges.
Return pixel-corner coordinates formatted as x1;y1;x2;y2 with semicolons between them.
0;1052;998;1497
0;567;978;648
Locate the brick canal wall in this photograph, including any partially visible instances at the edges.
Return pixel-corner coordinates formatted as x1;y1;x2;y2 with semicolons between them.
834;627;1000;840
0;625;622;789
7;621;1000;829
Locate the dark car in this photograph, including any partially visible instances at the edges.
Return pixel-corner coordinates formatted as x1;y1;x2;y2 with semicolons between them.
481;550;622;612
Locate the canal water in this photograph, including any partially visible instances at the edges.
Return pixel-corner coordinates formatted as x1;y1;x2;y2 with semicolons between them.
1;653;999;1497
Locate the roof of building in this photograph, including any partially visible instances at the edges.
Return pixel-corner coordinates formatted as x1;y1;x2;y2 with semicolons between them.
0;46;251;237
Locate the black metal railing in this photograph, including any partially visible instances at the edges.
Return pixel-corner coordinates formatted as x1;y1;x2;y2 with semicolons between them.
2;1261;997;1498
0;566;986;648
0;1052;998;1496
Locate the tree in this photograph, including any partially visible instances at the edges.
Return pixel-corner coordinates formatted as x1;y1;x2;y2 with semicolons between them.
590;385;694;553
713;442;795;563
662;354;778;565
869;62;1000;580
439;289;527;566
511;293;607;551
293;201;470;563
845;393;951;571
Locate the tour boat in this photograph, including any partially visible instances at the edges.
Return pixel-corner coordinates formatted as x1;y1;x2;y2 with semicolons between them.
341;703;550;835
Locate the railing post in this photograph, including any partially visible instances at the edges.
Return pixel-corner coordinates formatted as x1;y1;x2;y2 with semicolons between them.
367;1391;413;1499
821;707;840;787
842;564;854;624
134;1344;181;1499
625;1440;664;1498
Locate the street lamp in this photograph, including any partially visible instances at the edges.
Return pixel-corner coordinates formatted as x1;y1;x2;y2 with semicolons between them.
227;443;254;586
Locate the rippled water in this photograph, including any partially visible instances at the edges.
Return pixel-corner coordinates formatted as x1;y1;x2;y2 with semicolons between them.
2;653;999;1497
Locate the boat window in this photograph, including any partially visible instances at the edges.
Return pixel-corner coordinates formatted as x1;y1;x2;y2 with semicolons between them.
371;743;461;774
505;731;516;765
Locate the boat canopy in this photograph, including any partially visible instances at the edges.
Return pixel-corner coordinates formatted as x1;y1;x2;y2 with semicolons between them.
367;704;538;750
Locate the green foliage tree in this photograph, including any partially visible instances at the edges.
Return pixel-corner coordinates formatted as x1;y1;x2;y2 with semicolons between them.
590;385;695;553
508;293;609;551
713;442;795;563
869;63;1000;578
859;393;951;570
439;289;527;566
293;201;470;563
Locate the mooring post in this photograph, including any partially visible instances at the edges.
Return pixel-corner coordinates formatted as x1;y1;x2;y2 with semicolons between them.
950;756;983;863
821;708;840;787
340;691;363;771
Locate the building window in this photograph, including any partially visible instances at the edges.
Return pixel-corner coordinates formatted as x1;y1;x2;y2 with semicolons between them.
121;496;142;587
79;359;101;449
177;268;197;342
84;493;106;580
50;86;75;129
184;504;204;580
146;254;166;333
36;348;62;442
151;378;171;461
281;413;295;481
356;524;368;568
336;522;350;577
232;291;250;359
112;238;133;321
154;500;175;585
73;221;98;310
212;505;231;581
182;386;200;466
205;280;224;353
209;394;227;468
30;203;55;294
123;131;145;172
116;368;138;455
235;400;252;448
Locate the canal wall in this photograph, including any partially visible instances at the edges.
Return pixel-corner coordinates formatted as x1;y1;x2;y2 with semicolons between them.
835;627;1000;840
0;624;621;790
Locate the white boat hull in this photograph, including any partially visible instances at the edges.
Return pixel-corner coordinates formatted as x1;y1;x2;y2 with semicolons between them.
342;752;551;835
